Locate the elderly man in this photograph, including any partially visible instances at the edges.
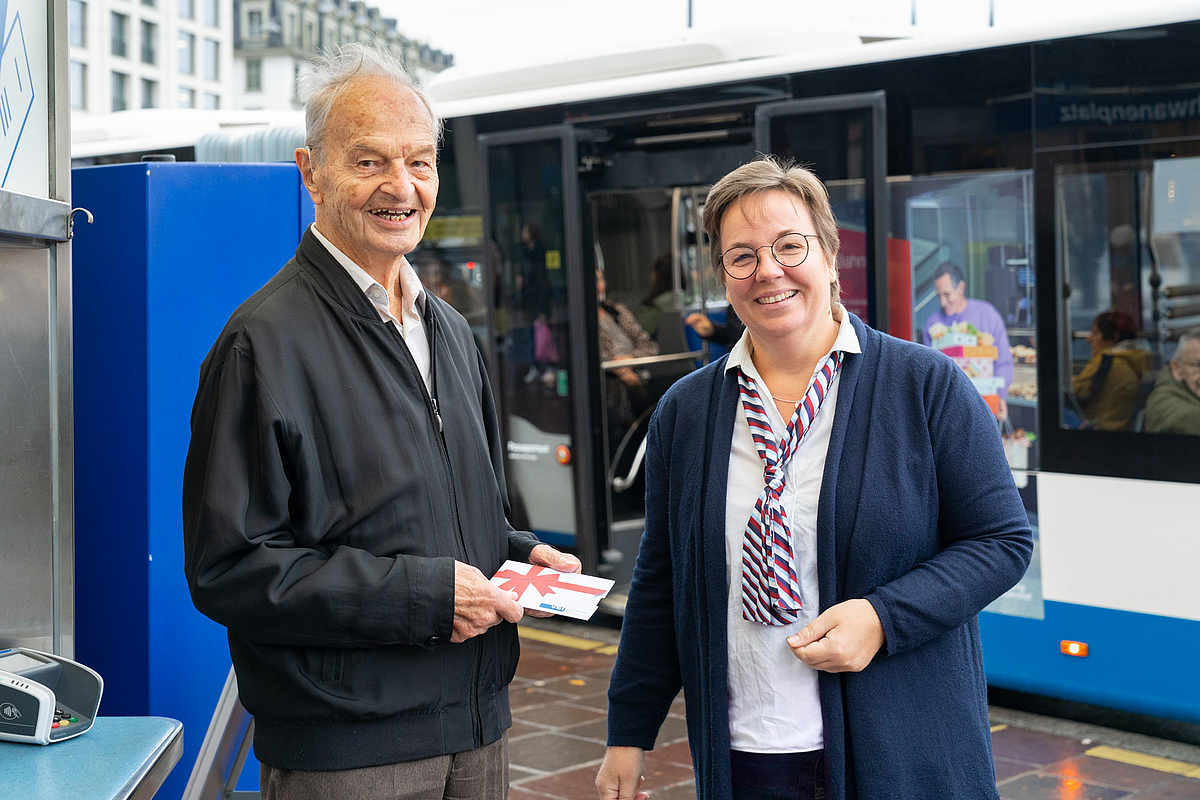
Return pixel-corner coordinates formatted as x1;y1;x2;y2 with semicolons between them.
182;43;578;800
1145;327;1200;435
922;261;1014;420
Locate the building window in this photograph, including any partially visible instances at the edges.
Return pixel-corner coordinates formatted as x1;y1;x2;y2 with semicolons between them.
305;21;313;49
178;0;193;20
203;0;218;26
287;12;296;45
141;78;157;108
69;0;86;47
110;12;128;57
178;31;194;74
245;57;262;92
178;87;195;108
204;92;220;109
70;61;87;109
111;71;129;111
141;0;155;7
247;9;261;38
203;38;219;81
140;20;157;64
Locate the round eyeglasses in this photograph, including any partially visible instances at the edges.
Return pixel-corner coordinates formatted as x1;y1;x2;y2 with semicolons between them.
720;233;820;280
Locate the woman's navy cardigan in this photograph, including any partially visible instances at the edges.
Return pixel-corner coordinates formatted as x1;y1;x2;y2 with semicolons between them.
606;313;1033;800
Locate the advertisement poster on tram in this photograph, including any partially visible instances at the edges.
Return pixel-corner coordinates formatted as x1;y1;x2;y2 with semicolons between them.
1;0;48;196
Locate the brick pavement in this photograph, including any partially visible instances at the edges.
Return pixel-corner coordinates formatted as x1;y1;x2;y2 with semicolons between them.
508;623;1200;800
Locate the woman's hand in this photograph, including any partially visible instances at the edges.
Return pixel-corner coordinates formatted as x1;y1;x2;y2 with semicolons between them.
596;746;649;800
786;598;885;672
524;545;583;618
685;312;715;338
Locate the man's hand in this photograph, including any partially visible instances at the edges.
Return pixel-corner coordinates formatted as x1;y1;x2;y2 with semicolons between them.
525;545;583;618
997;397;1009;422
452;561;524;643
786;598;885;673
596;746;649;800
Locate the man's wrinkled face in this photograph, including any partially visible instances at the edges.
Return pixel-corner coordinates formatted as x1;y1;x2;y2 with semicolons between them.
934;274;968;316
1170;338;1200;399
297;76;438;273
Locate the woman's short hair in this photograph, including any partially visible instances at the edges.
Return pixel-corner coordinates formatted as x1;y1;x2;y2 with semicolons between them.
702;156;841;305
1092;309;1138;343
298;42;442;163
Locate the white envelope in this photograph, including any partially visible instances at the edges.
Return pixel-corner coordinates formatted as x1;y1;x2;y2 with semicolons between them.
490;560;614;621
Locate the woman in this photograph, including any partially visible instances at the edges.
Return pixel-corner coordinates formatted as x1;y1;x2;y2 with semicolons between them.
598;268;660;424
1072;309;1152;430
596;157;1032;800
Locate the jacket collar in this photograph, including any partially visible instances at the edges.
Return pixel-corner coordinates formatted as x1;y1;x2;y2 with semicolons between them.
292;225;404;323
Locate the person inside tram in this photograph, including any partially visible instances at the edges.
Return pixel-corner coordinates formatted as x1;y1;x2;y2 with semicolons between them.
923;261;1014;421
1070;309;1153;431
685;304;746;348
1144;326;1200;436
598;267;660;427
596;156;1032;800
634;253;676;337
518;221;558;387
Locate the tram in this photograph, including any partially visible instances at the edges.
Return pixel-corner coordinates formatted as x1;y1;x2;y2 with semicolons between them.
73;7;1200;731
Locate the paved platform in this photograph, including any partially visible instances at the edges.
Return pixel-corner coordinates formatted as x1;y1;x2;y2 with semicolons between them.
508;620;1200;800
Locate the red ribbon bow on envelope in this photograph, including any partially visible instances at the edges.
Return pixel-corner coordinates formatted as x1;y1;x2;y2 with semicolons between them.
493;566;607;598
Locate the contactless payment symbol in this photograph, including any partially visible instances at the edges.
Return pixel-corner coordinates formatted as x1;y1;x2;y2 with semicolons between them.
1;702;21;721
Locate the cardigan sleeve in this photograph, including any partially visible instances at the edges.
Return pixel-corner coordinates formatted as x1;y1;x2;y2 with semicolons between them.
183;344;456;649
864;357;1033;657
606;409;684;749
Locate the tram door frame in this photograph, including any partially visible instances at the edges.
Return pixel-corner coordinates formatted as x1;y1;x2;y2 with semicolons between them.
755;91;890;333
478;125;603;575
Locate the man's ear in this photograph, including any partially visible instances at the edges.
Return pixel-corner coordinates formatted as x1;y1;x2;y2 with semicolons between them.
295;147;323;206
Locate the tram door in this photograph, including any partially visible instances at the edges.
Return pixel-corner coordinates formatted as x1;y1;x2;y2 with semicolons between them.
589;186;714;601
478;126;602;574
756;91;895;334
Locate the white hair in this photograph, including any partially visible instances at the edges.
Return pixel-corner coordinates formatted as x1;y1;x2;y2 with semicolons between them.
298;42;442;162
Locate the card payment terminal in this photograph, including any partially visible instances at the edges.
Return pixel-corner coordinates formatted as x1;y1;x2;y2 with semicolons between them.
0;648;104;744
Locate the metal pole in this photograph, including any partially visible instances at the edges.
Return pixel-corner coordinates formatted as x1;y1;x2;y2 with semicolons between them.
688;0;693;27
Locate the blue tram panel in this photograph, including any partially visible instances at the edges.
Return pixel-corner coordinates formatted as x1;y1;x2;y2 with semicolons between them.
980;603;1200;725
72;162;313;798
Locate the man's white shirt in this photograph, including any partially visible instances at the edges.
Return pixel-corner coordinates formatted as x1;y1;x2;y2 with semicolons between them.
311;225;432;394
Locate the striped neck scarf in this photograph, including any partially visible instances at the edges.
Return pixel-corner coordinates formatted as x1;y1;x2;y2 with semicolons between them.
737;350;843;625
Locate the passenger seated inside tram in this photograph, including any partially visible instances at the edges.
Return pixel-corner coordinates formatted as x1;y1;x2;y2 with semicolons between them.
685;305;745;348
598;268;659;427
1145;325;1200;436
635;253;679;339
1071;309;1153;431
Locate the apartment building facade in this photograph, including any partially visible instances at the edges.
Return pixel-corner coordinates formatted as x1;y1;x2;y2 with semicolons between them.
233;0;452;111
68;0;234;112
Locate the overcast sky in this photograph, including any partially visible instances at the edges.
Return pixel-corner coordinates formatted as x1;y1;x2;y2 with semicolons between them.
383;0;1194;71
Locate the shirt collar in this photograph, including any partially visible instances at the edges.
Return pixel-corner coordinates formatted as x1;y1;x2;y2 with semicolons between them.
725;305;861;375
310;224;426;322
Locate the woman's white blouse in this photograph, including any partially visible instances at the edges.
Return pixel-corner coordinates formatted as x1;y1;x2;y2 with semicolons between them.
722;312;860;753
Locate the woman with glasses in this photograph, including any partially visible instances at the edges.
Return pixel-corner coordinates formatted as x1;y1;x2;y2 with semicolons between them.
596;157;1032;800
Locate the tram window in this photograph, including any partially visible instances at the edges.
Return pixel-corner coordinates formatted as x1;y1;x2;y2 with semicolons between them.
1056;156;1200;437
898;171;1037;467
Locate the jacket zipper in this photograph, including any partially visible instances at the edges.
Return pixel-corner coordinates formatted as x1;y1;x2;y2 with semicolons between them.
418;306;483;746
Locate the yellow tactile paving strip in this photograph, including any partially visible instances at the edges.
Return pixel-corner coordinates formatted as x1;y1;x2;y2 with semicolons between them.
518;625;618;655
1086;744;1200;778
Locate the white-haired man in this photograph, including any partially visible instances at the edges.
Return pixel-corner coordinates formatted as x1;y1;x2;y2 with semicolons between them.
183;43;578;799
1145;327;1200;436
